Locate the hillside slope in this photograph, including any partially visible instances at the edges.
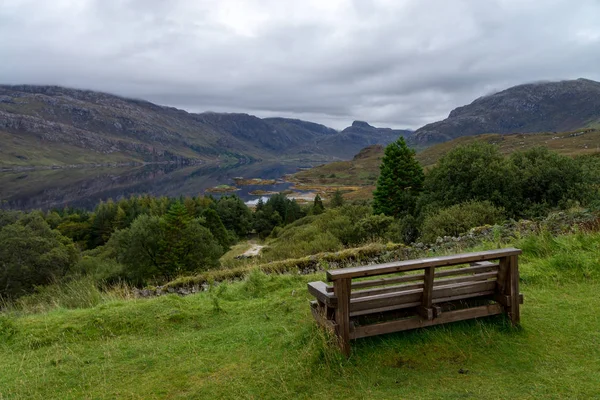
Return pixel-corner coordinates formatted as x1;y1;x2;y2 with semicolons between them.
0;85;409;167
412;78;600;145
291;129;600;200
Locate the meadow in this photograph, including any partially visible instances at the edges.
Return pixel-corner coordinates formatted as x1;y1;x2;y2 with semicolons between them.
1;231;599;399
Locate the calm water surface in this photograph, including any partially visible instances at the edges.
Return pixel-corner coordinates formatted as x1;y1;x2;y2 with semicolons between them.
0;162;308;210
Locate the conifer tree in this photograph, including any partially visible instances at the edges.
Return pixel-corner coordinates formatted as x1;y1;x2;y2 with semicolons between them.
330;190;345;208
312;194;325;215
372;137;424;218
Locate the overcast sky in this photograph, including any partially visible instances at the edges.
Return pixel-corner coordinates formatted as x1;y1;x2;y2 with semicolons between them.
1;0;600;129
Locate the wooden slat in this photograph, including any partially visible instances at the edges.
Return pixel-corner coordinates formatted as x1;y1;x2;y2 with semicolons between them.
349;280;497;313
349;301;422;317
307;281;337;306
327;248;521;281
495;293;524;307
351;304;504;339
434;290;495;303
434;271;497;286
351;282;424;299
334;278;352;356
435;263;498;278
351;268;499;300
337;274;424;292
335;263;499;294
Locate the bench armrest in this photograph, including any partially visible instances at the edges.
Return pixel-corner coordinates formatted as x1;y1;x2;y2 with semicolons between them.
307;281;337;307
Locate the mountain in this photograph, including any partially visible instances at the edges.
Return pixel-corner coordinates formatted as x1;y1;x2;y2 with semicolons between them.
315;121;412;159
412;78;600;145
0;85;409;168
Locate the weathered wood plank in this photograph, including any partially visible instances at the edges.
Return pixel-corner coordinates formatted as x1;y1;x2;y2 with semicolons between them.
418;267;435;320
350;280;497;313
509;255;521;325
435;263;498;278
495;293;524;307
332;264;499;294
307;281;337;306
433;271;497;286
334;278;352;356
327;248;521;281
350;270;497;300
351;304;504;339
349;301;422;317
351;282;424;299
496;256;509;295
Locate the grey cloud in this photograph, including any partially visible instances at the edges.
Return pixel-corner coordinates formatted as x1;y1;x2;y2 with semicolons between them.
1;0;600;129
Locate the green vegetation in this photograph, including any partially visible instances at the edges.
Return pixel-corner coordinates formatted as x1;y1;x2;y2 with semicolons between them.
373;137;424;218
290;129;600;201
421;144;593;218
420;201;505;243
1;230;599;398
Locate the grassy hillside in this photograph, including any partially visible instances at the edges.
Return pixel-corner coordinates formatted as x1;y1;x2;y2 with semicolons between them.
417;128;600;168
1;231;599;399
291;129;600;201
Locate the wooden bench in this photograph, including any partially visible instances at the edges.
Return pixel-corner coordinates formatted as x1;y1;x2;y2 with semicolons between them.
308;248;523;356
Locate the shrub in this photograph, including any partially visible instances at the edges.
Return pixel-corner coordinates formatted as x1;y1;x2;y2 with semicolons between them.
421;142;514;213
386;214;420;244
509;147;591;217
420;201;505;242
111;206;223;284
0;214;79;298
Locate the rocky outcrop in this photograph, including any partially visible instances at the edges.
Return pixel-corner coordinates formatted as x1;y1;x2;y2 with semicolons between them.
412;78;600;145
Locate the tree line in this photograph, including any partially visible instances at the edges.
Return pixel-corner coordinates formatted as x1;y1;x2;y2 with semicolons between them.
1;138;598;299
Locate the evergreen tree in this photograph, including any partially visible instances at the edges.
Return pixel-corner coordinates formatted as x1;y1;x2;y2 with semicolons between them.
202;208;231;250
330;190;345;208
372;137;424;218
312;194;325;215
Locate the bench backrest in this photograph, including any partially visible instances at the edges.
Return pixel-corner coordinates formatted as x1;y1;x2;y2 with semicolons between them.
325;248;521;317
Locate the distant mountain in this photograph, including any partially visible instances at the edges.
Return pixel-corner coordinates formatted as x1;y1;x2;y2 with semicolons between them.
0;85;409;167
412;78;600;145
315;121;412;158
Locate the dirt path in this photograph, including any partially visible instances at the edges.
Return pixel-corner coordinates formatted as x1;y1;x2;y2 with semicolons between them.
240;243;265;258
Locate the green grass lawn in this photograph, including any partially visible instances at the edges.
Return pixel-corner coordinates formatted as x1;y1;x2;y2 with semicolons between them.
1;233;599;399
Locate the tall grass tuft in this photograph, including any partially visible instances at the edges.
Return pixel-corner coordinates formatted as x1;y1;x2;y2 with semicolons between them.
2;277;136;314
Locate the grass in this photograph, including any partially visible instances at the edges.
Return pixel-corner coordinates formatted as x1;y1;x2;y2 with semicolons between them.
1;231;599;399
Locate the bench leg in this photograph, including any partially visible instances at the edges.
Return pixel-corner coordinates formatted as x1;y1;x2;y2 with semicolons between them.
507;255;520;325
334;278;352;357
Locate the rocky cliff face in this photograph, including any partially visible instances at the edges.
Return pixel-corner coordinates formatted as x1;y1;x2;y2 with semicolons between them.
0;85;410;167
411;78;600;145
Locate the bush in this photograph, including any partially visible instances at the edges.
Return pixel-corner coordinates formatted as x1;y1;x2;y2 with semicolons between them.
421;142;514;213
386;214;420;244
0;214;79;298
420;201;505;242
111;205;223;284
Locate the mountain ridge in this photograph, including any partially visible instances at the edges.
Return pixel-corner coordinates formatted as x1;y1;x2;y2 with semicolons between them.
0;85;410;167
411;78;600;145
